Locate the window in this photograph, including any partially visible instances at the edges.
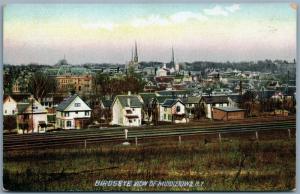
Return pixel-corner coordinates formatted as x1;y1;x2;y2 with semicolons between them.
12;110;15;114
129;119;132;123
67;121;72;127
64;112;69;117
4;110;7;114
75;103;81;107
85;111;89;116
168;114;172;120
78;86;81;91
75;111;78;114
164;114;167;119
176;106;181;112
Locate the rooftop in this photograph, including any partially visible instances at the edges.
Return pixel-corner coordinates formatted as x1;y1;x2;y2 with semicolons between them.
201;96;229;104
56;94;78;111
115;95;143;108
213;107;245;112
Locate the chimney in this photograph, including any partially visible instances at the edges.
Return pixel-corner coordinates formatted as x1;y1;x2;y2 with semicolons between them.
127;98;131;107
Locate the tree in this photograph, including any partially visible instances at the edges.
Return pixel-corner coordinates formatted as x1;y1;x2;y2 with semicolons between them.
28;71;57;101
3;116;17;133
242;90;257;117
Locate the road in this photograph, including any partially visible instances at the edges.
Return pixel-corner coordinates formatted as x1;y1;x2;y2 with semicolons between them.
3;118;296;151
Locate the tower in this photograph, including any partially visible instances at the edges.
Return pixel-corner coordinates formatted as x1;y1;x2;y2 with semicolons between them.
134;41;138;63
171;47;175;66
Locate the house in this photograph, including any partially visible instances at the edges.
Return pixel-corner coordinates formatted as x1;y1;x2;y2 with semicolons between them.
267;81;281;90
138;93;157;122
56;94;92;130
156;90;190;99
99;99;113;122
200;96;229;119
3;93;32;116
111;93;143;126
212;107;245;121
228;94;243;108
17;96;48;133
3;95;18;116
41;95;65;108
159;99;187;123
156;64;170;77
184;96;201;118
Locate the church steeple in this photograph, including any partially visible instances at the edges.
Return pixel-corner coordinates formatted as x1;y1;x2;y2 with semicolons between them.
131;46;134;62
134;41;138;63
171;47;175;66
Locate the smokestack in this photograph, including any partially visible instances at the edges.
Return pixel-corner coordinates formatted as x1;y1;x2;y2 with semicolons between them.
127;98;131;107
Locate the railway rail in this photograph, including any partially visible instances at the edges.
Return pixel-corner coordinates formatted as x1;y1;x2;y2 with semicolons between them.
3;119;296;151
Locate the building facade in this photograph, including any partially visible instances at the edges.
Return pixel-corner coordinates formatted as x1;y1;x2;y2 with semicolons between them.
56;94;92;129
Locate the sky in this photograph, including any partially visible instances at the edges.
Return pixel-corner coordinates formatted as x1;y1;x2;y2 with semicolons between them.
3;3;297;65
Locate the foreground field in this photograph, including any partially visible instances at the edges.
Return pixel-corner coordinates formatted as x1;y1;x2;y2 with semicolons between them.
3;136;295;191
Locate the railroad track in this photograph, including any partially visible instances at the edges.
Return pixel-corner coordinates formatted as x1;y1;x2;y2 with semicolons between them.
3;120;296;151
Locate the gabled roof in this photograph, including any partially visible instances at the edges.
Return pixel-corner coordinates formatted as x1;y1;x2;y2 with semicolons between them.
162;99;183;107
17;103;30;114
228;95;243;103
201;96;229;104
56;94;78;111
139;93;157;104
8;94;31;103
214;107;245;112
156;90;189;96
115;95;143;108
185;96;201;104
101;99;113;108
155;96;170;104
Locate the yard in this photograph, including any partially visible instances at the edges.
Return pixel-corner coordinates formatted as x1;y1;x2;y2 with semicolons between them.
3;137;295;191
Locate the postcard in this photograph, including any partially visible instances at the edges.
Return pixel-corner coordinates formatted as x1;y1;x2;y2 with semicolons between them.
2;3;296;191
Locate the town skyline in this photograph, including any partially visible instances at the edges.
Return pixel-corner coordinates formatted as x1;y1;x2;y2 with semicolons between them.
4;3;296;65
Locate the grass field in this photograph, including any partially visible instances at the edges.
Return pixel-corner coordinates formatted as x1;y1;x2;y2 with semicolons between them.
3;136;295;191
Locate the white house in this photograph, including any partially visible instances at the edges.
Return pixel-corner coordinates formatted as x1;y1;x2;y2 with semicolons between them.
156;64;170;77
3;95;18;115
56;94;92;130
159;99;187;123
17;97;48;133
111;93;143;126
184;96;201;118
200;96;229;119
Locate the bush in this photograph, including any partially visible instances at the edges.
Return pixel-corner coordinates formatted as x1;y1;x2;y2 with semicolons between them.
4;115;17;132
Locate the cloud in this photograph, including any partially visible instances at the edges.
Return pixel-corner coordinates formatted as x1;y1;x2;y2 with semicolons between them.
225;4;240;13
203;5;228;16
131;15;170;27
169;11;208;23
82;22;117;31
131;11;208;28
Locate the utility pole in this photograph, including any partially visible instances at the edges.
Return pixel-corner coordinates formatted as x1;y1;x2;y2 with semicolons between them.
30;96;34;133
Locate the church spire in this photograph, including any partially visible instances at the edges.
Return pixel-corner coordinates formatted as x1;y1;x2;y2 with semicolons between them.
134;41;138;63
171;46;175;67
131;46;134;62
